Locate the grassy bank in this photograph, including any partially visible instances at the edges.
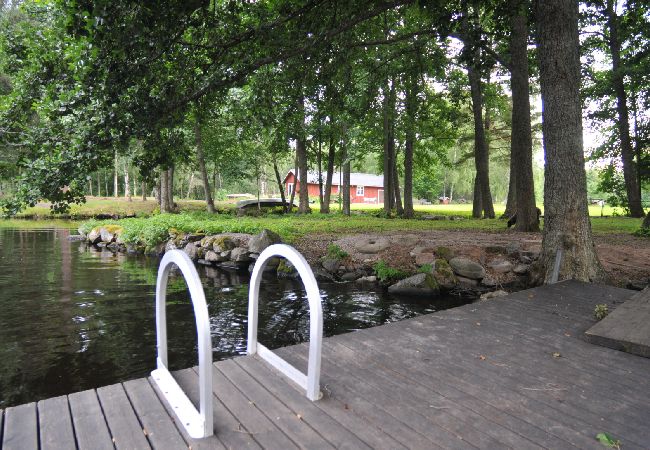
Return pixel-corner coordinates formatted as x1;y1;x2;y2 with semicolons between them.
78;209;644;248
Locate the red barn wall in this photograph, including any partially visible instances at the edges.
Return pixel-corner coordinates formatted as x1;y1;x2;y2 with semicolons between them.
283;173;382;204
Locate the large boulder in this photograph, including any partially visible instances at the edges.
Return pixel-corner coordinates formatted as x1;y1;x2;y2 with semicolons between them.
321;257;341;273
449;257;486;280
248;229;282;253
354;236;390;254
184;242;199;261
213;236;237;253
87;228;102;245
205;250;226;263
388;273;439;297
433;259;458;290
230;247;252;262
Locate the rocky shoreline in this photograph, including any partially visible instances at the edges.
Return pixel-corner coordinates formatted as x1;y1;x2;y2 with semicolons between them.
75;226;541;300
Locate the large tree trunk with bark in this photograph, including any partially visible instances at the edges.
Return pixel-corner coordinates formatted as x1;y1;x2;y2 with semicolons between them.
393;146;404;216
467;63;495;219
159;169;170;213
534;0;607;284
503;167;517;218
195;114;215;213
382;81;396;214
322;136;335;213
403;78;416;218
341;124;351;216
510;0;538;231
606;0;643;217
472;176;482;217
296;97;311;214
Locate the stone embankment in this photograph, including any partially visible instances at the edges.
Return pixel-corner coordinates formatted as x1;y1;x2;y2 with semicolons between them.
77;226;539;299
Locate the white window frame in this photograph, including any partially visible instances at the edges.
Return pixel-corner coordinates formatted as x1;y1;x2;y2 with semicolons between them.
356;185;365;196
287;182;294;195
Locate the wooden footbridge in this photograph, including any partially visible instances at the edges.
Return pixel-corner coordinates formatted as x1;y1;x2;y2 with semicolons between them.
1;249;649;449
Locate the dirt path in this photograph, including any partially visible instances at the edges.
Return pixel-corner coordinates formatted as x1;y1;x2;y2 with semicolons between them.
294;230;650;288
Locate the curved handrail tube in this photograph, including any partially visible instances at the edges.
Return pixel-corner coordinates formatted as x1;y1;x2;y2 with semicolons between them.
248;244;323;401
152;250;213;438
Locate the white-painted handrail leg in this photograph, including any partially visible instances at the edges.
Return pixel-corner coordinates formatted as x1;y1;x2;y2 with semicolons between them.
248;244;323;401
152;250;213;438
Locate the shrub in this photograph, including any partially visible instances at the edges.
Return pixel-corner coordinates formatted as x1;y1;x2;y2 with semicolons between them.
633;227;650;238
373;260;408;283
327;243;349;259
417;263;433;274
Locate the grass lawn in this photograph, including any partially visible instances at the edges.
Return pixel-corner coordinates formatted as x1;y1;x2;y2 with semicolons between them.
8;196;645;245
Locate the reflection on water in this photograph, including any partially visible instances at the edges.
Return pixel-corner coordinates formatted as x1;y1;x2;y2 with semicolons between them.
0;226;472;407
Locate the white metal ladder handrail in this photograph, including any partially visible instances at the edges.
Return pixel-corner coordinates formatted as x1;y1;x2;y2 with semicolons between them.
151;250;213;439
248;244;323;401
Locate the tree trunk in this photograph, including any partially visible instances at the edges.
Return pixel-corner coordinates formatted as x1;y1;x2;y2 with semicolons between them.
195;115;215;213
288;155;298;213
393;146;404;216
468;63;495;219
510;0;538;231
503;167;517;218
462;2;495;219
97;172;101;197
113;151;119;197
605;0;643;217
124;166;132;201
342;124;351;216
472;175;482;217
273;161;288;208
167;167;174;211
88;179;93;196
534;0;607;284
382;81;395;214
403;78;416;218
159;169;170;213
141;181;147;201
322;136;336;213
296;96;311;214
317;129;324;208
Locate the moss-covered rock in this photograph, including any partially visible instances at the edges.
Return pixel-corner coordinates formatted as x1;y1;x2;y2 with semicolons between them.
436;246;455;261
213;236;236;252
434;259;458;290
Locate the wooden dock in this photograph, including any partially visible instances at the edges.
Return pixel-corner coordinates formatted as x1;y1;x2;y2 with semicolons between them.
2;280;649;449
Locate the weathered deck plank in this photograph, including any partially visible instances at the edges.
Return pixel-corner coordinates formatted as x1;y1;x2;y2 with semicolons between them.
38;396;76;450
123;378;187;450
97;383;151;450
192;365;298;450
586;287;650;357
68;389;114;450
2;281;649;449
2;403;37;450
234;356;375;450
216;359;335;449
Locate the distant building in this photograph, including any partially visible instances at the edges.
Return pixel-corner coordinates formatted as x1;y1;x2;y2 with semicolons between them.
283;170;384;204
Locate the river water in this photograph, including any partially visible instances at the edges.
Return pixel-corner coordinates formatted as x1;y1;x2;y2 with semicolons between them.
0;224;472;407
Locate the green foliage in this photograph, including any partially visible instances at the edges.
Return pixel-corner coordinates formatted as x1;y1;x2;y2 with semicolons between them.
632;227;650;238
417;263;433;273
326;244;349;260
595;432;621;449
373;260;408;284
594;304;609;321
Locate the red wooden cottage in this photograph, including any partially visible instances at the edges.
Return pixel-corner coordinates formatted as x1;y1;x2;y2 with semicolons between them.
283;170;384;204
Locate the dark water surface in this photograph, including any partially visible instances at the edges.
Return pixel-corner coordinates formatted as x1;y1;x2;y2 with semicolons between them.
0;225;472;407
